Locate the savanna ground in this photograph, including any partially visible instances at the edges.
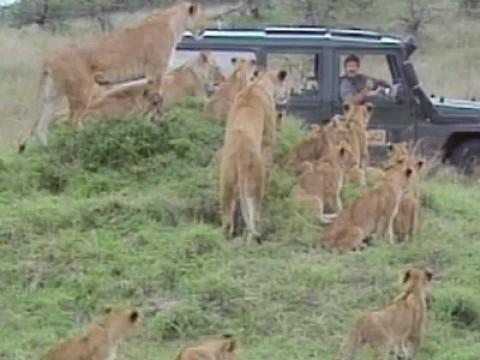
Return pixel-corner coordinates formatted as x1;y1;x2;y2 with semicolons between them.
1;1;480;359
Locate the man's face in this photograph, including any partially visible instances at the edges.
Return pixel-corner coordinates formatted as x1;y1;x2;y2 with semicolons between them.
344;60;359;77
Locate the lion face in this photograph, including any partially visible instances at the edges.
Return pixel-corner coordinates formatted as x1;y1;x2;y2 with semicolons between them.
343;101;374;127
186;3;206;39
259;69;289;105
230;57;257;82
103;305;142;338
194;52;225;92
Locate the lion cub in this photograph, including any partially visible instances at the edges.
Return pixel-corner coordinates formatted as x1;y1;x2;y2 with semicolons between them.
338;267;432;359
292;142;355;223
343;102;374;185
322;157;423;252
286;115;349;175
175;334;238;360
41;305;141;360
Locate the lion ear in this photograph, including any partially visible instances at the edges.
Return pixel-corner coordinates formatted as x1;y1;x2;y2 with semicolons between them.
343;103;351;113
277;70;288;82
339;147;346;157
365;102;374;113
386;143;394;152
250;58;256;65
188;3;198;16
129;310;139;323
104;306;112;314
405;168;413;178
417;160;425;170
425;268;433;282
199;51;209;63
402;269;412;284
230;57;238;65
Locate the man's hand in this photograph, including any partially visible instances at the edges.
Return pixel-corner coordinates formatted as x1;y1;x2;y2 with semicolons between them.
367;86;384;97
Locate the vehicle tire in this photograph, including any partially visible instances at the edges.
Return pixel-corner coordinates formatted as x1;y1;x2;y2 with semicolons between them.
450;139;480;176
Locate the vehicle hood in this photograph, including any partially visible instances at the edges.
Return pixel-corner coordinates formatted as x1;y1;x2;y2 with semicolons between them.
432;97;480;118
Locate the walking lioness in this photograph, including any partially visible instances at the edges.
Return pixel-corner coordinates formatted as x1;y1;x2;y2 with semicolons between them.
20;2;206;151
220;69;288;243
41;305;141;360
338;267;432;359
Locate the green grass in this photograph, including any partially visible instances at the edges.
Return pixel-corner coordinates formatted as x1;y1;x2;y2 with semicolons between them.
1;101;480;359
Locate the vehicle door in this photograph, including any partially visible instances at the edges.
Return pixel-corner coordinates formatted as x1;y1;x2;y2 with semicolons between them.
264;49;329;125
332;50;415;161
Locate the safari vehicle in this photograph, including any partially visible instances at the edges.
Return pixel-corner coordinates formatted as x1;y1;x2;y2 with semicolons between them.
175;25;480;171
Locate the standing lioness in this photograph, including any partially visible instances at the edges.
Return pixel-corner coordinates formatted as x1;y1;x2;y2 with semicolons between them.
220;69;288;243
20;2;206;151
41;305;141;360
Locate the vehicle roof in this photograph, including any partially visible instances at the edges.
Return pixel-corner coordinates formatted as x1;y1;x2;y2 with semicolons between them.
180;26;403;50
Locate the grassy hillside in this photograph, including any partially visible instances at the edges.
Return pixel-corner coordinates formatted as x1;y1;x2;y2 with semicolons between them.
1;101;480;359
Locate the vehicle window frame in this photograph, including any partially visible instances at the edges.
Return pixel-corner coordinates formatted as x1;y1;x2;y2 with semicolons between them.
333;49;407;106
264;48;324;100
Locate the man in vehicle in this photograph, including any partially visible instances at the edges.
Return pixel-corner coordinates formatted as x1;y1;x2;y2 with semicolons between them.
339;54;394;103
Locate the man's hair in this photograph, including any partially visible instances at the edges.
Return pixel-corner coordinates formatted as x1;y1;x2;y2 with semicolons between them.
344;54;360;67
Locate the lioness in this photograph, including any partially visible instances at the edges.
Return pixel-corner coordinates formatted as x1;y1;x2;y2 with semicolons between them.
220;69;288;242
322;157;423;252
292;141;355;223
338;267;432;359
82;51;224;117
41;305;141;360
204;57;257;122
175;334;238;360
20;2;206;151
161;51;225;107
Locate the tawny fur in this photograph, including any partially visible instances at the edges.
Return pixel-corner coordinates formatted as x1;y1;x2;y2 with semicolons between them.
41;305;141;360
175;334;238;360
322;159;421;252
220;69;288;242
204;57;257;122
286;115;349;175
343;102;374;186
337;267;432;360
20;2;206;149
292;142;355;222
161;51;225;107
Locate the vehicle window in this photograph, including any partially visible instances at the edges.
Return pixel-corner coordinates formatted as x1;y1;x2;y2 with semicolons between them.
267;53;320;97
339;54;393;84
172;49;257;77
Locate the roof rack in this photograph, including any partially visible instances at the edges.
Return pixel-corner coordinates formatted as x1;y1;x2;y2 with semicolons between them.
265;25;382;40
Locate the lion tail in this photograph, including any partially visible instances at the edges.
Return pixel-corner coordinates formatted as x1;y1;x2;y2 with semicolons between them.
237;146;263;243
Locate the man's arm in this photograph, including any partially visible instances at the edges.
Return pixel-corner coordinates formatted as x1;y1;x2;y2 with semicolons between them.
340;78;368;104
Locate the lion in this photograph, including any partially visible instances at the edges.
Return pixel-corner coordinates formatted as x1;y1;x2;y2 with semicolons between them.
220;69;288;243
19;2;206;151
366;142;411;185
337;267;432;360
175;334;238;360
322;157;424;252
286;115;349;175
292;141;355;223
204;57;257;122
79;51;224;118
343;102;374;185
41;305;141;360
161;51;225;107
